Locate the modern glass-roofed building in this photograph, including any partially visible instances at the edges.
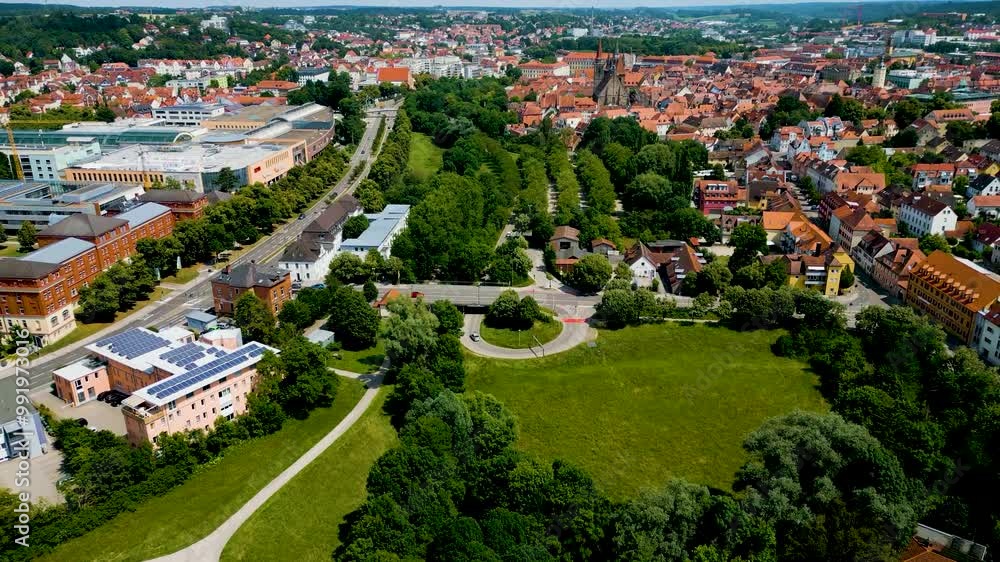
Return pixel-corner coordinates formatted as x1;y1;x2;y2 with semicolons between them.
8;121;202;149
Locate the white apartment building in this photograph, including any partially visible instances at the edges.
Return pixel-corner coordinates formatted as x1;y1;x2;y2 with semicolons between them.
898;195;957;237
0;140;101;182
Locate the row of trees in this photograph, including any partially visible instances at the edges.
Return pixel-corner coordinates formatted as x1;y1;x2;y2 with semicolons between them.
404;77;516;145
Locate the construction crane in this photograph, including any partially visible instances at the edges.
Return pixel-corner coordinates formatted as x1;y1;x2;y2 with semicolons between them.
3;118;83;181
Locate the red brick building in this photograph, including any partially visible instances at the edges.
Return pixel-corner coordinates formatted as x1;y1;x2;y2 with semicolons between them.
36;203;174;269
137;190;209;221
211;262;292;315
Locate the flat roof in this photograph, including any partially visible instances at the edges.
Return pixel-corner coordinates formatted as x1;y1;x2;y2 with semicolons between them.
342;205;409;250
204;105;287;123
72;143;287;174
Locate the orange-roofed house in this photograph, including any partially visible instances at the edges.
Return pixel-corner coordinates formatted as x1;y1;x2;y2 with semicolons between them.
376;66;414;89
969;195;1000;219
780;215;834;256
761;211;799;244
256;80;299;96
906;250;1000;344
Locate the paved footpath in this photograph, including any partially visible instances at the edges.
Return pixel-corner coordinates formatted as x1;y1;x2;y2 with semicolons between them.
148;367;384;562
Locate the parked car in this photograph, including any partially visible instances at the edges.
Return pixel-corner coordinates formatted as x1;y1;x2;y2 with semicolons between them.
310;283;326;289
291;281;303;290
97;391;111;402
75;418;89;427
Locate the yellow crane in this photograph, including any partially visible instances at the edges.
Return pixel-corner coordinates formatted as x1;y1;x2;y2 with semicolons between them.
3;118;89;181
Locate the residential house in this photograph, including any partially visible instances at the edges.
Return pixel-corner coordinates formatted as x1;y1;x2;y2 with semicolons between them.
339;204;410;258
623;240;705;294
766;248;852;297
911;163;956;190
836;207;878;250
693;179;747;215
853;231;925;298
278;196;362;283
137;190;209;221
906;251;1000;344
898;195;958;237
966;174;1000;198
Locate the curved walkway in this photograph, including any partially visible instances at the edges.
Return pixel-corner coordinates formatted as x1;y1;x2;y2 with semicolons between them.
461;310;596;360
148;367;384;562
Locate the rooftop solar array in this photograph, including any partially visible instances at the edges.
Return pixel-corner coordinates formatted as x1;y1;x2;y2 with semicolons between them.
146;343;268;401
95;329;171;360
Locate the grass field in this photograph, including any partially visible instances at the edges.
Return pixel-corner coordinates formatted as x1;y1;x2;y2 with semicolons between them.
0;243;25;258
480;319;563;349
221;388;396;561
408;132;443;180
466;323;826;499
160;266;200;285
330;340;385;374
41;381;367;562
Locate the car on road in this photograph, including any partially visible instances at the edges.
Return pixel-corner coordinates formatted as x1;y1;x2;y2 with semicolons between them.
298;213;306;220
75;418;88;427
470;332;481;342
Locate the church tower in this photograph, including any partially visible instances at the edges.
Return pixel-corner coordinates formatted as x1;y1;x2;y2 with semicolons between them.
873;61;887;89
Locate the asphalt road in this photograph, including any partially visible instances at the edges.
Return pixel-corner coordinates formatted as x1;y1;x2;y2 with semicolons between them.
16;105;398;391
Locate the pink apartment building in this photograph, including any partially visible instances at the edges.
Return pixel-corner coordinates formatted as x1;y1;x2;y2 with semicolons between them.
52;326;277;446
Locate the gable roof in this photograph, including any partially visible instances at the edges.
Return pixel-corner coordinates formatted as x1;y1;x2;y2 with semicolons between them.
38;213;127;238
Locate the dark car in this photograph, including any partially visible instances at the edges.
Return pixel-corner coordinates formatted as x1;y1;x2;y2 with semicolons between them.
298;213;306;220
105;390;128;407
75;418;88;427
97;391;111;402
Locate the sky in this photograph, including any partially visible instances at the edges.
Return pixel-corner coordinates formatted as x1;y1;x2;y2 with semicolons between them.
0;0;933;9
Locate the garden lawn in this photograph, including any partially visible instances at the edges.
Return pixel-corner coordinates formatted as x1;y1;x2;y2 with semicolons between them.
40;380;367;562
480;319;563;349
466;323;826;500
160;266;200;285
330;340;385;374
408;132;443;180
221;388;396;561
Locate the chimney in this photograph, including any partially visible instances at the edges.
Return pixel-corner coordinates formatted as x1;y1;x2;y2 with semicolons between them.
223;265;230;274
814;243;822;256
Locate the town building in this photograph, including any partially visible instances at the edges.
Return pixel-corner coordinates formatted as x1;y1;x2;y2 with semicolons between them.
623;240;705;294
852;231;925;298
51;326;276;446
694;179;747;215
0;203;173;347
339;204;410;258
151;103;226;126
211;262;292;315
279;196;362;283
137;189;209;221
0;181;144;233
63;143;295;193
906;251;1000;344
36;202;174;269
898;194;958;237
768;248;853;297
0;139;101;182
966;174;1000;198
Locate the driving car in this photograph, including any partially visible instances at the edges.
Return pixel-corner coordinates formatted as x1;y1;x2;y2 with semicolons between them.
470;332;481;342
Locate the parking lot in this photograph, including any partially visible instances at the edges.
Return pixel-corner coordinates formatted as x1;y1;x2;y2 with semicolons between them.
31;389;127;435
0;446;64;504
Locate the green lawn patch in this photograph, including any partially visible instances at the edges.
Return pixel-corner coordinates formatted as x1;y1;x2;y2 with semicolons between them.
160;266;200;285
35;287;172;358
408;132;443;180
40;380;367;562
0;243;27;258
330;340;385;374
479;319;562;349
221;387;396;562
466;323;826;499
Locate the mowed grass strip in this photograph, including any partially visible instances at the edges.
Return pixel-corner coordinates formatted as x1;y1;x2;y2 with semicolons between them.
466;323;826;500
41;380;367;562
479;319;563;349
221;387;396;561
329;340;385;374
407;132;443;179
